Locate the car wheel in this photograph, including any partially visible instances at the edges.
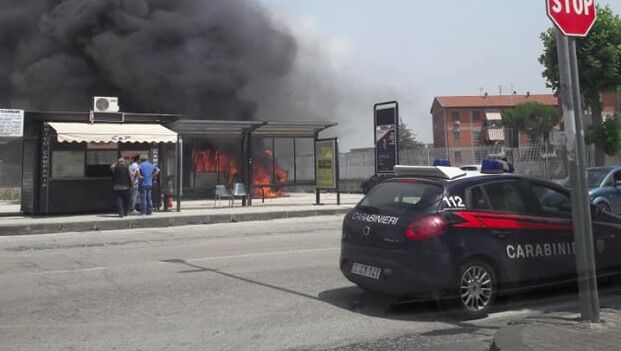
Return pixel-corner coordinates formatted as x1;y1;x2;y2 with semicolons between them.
597;202;611;213
456;260;497;319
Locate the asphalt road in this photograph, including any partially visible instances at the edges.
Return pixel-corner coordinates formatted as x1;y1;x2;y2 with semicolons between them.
1;215;619;351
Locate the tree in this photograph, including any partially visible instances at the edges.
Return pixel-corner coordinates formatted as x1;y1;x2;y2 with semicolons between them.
399;119;422;150
586;115;621;156
539;5;621;163
501;102;561;143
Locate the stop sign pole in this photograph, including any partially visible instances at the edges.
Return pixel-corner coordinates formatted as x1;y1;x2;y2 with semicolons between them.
547;0;599;323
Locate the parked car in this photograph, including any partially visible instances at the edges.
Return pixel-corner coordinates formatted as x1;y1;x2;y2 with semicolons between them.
567;167;621;214
341;163;621;319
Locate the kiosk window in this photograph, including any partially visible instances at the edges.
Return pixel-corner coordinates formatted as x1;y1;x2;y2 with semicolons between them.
52;150;85;178
86;143;118;177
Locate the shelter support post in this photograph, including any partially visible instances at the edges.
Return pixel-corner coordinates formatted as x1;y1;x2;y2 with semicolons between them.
245;130;254;206
176;136;182;212
293;137;297;184
335;138;341;206
241;134;247;207
314;132;321;206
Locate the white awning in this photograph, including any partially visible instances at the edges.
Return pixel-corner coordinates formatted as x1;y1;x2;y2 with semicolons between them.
47;122;177;143
485;112;502;121
487;128;505;141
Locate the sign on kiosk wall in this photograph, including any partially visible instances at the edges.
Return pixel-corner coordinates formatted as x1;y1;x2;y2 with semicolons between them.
0;109;24;138
315;139;337;189
374;102;399;174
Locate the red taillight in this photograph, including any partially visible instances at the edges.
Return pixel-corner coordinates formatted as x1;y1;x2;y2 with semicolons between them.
404;215;447;241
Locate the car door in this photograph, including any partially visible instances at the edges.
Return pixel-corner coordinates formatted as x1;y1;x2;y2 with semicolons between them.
464;179;543;285
529;181;621;277
609;170;621;214
525;181;576;280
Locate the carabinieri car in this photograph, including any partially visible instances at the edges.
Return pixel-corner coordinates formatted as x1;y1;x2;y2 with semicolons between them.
340;162;621;318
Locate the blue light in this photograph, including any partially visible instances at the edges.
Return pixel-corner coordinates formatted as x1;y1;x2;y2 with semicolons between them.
433;159;451;167
481;159;504;174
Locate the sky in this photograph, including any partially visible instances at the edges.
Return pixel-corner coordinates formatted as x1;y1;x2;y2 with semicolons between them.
257;0;621;151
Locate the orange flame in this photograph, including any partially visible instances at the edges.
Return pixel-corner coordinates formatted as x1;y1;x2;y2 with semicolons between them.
192;149;239;185
192;148;287;198
252;149;288;198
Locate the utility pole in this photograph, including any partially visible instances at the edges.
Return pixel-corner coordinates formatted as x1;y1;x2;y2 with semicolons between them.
556;29;600;323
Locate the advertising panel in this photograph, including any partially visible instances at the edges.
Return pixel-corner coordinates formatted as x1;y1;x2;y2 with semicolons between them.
315;139;337;189
374;102;399;174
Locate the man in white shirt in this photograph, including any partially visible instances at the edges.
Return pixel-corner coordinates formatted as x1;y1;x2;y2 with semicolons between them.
129;154;141;214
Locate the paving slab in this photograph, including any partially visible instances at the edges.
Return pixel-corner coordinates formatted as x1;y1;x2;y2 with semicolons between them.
491;308;621;351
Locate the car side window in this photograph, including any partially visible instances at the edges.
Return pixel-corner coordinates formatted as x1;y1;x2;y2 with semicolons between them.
614;171;621;185
529;183;572;218
480;181;530;214
468;185;491;210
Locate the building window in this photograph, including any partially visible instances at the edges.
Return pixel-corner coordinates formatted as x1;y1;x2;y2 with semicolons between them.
453;130;461;141
472;111;481;122
473;129;481;141
452;111;460;122
454;151;463;164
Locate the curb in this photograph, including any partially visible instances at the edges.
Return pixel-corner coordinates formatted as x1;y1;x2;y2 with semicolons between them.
0;208;350;236
490;324;530;351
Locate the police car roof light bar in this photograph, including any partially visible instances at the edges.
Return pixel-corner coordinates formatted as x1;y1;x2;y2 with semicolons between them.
433;159;451;167
394;165;467;180
480;159;504;174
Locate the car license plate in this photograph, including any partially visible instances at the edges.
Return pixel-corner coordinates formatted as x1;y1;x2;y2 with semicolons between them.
351;262;381;280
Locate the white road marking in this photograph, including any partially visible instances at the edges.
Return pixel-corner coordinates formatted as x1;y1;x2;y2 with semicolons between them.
182;247;340;263
28;267;107;275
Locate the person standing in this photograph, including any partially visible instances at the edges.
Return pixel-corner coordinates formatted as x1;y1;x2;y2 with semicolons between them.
129;154;141;214
139;157;159;215
111;158;132;218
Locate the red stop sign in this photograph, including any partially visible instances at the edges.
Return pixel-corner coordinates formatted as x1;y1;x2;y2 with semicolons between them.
547;0;597;37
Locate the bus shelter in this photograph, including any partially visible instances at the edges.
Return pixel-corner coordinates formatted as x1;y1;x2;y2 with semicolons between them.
168;120;337;207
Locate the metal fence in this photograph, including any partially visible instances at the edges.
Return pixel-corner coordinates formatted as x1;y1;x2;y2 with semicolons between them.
339;141;606;186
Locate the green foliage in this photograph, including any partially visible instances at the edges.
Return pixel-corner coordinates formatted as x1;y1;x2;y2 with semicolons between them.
539;6;621;164
399;119;422;150
539;5;621;107
501;102;560;142
586;116;621;156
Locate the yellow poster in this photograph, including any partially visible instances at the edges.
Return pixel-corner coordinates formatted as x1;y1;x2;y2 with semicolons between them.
316;140;336;189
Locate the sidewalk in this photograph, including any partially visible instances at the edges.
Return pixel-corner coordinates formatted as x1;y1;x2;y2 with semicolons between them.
0;200;20;215
491;308;621;351
0;193;361;236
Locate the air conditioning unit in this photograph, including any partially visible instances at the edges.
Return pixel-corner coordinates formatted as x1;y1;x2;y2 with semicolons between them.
93;97;120;113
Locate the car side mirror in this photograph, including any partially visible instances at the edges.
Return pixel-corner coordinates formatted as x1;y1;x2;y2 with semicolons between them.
558;203;572;212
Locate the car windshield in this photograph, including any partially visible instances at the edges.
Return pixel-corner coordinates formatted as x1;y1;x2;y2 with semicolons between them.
359;181;442;215
587;169;610;187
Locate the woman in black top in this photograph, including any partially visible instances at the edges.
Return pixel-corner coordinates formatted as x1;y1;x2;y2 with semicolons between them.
111;158;133;217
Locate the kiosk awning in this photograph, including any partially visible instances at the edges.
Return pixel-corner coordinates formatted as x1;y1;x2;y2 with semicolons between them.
47;122;177;143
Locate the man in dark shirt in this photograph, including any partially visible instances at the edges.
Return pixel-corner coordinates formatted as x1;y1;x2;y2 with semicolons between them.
111;158;132;218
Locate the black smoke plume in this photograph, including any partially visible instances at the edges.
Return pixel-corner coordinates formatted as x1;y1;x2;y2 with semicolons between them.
0;0;296;119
